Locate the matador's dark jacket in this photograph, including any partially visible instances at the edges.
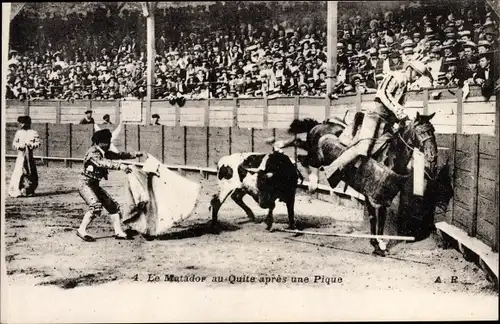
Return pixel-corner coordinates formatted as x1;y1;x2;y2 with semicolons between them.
82;145;135;181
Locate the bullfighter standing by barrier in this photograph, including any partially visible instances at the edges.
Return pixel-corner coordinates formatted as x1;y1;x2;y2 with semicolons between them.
8;116;40;197
77;128;143;242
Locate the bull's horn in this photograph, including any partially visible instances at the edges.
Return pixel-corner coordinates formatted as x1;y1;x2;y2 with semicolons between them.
244;167;260;173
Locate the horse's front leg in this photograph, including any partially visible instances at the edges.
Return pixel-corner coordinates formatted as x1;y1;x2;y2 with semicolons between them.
306;166;319;192
375;206;388;253
367;201;387;256
366;201;378;250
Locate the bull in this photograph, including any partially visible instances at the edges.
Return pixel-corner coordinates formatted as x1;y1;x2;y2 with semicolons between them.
210;150;299;231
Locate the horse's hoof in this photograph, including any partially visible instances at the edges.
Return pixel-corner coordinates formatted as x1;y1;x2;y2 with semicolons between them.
287;224;296;230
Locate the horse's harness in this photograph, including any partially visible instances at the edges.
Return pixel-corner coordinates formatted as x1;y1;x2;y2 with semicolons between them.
397;122;436;180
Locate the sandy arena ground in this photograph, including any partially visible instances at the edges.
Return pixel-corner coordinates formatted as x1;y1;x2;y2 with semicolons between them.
2;162;498;322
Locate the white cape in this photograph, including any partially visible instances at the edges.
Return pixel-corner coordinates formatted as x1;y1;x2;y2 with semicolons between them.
122;155;201;236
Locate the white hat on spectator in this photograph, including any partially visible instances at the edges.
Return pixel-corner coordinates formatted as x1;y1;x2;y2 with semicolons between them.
401;39;415;48
368;48;378;55
194;44;202;51
483;18;495;27
463;41;476;48
403;47;414;55
337;42;344;48
458;30;471;37
246;44;258;52
477;40;492;48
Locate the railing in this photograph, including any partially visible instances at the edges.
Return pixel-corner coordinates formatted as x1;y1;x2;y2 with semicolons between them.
5;85;497;135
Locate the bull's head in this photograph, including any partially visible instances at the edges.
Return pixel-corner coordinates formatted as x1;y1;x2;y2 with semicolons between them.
242;151;298;209
243;167;274;179
241;166;275;208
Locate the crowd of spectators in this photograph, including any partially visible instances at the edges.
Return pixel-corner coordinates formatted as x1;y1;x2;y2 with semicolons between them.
6;1;499;102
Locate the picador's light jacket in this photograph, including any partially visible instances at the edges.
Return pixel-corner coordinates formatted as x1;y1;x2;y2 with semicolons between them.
374;71;409;120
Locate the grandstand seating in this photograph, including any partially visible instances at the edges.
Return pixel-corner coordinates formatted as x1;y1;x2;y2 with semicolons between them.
6;1;498;101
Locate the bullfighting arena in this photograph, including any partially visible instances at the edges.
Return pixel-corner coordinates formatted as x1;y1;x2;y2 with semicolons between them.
3;162;498;321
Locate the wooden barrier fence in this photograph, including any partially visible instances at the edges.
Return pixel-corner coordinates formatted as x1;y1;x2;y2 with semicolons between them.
5;85;497;135
434;133;499;253
4;122;499;252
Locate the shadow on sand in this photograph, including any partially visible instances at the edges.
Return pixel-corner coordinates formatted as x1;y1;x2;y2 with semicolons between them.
32;189;78;197
143;220;241;241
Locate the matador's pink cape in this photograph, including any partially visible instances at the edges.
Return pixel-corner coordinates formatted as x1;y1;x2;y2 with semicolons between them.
122;155;201;236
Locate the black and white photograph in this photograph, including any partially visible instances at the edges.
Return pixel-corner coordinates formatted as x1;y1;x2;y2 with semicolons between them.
1;1;499;322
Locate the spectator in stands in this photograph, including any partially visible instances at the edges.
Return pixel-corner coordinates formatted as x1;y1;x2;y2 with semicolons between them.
103;114;112;124
80;110;95;124
475;53;496;98
151;113;161;125
6;1;500;101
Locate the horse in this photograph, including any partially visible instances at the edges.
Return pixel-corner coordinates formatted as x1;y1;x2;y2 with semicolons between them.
273;112;438;256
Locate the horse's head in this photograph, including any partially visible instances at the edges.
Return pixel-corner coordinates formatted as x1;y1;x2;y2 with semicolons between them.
403;112;438;179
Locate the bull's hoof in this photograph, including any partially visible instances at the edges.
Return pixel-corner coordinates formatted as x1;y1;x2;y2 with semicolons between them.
210;221;223;234
287;224;297;230
265;222;273;231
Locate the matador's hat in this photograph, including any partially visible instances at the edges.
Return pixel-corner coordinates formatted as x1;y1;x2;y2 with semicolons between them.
92;129;112;144
17;116;31;124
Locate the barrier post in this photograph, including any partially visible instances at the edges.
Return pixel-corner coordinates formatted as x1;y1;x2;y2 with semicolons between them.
294;96;300;161
24;100;30;116
145;99;152;126
495;45;500;252
450;133;457;225
161;125;165;163
251;128;255;152
447;133;457;225
229;127;233;155
456;88;463;134
183;126;187;165
44;123;49;166
56;101;62;124
115;100;120;124
204;99;210;127
423;89;429;115
263;98;269;128
175;101;181;127
232;98;238;128
324;97;330;120
206;126;210;168
68;124;73;168
469;134;480;237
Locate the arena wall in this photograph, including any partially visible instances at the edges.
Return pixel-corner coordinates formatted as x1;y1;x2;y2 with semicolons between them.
5;85;497;135
4;122;499;252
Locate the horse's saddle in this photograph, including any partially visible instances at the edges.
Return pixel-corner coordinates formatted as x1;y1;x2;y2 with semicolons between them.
318;130;409;206
335;111;393;158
